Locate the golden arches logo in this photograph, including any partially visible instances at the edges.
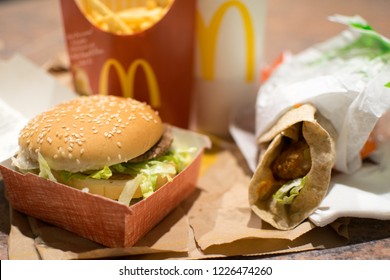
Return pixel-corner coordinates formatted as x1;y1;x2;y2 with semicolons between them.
196;0;255;82
99;58;161;108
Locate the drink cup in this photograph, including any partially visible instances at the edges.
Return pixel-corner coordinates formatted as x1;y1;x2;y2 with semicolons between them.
192;0;267;137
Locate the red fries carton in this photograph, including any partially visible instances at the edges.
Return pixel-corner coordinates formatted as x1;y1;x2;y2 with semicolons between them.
60;0;196;128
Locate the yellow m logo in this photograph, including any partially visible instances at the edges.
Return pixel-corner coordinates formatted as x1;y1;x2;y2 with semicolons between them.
99;58;161;108
196;0;255;82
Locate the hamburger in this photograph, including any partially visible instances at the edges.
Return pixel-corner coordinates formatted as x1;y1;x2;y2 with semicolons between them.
12;95;193;205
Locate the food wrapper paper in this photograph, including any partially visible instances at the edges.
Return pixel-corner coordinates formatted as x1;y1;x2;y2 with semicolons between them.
231;15;390;227
1;54;349;259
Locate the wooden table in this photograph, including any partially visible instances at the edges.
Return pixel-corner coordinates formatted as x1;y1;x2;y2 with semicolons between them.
1;0;390;260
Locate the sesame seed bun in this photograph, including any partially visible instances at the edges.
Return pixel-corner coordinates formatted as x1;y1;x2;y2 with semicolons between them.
18;95;164;173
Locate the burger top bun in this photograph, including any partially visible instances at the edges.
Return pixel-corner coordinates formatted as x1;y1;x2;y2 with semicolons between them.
18;95;164;173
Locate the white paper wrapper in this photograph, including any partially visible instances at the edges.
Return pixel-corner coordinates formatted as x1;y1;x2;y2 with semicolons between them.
0;55;77;162
231;15;390;227
255;15;390;174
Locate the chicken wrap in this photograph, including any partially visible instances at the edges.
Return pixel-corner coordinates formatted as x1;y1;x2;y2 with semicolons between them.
248;104;336;230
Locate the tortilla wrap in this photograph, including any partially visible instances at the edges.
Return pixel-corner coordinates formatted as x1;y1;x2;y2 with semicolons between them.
249;104;336;230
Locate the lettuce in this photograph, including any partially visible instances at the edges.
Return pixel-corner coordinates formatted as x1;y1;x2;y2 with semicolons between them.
58;146;196;199
112;148;195;198
112;159;177;197
38;153;57;182
118;175;143;205
138;161;176;198
89;166;112;179
273;177;306;205
60;165;112;181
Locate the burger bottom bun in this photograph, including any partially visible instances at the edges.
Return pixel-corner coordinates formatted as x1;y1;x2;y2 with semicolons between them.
55;173;173;200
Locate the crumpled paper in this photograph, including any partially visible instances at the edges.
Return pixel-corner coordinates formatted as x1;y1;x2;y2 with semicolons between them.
231;15;390;227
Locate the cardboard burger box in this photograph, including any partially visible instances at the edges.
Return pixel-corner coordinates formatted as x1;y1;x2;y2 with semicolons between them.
0;126;210;248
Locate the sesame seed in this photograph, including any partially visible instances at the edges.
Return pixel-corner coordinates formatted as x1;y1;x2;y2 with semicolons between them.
117;141;122;148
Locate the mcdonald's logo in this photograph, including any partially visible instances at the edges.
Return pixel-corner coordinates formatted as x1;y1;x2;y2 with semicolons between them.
196;0;255;82
99;58;161;108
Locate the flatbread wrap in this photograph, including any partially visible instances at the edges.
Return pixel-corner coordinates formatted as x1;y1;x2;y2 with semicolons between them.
248;104;336;230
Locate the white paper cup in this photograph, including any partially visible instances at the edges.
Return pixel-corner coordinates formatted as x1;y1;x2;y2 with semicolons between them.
192;0;267;137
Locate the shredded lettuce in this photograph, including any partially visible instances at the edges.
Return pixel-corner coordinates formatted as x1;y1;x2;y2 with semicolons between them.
273;177;306;205
38;153;57;182
89;166;112;179
112;159;177;197
111;148;196;198
57;146;197;199
385;81;390;88
118;175;143;205
60;166;112;181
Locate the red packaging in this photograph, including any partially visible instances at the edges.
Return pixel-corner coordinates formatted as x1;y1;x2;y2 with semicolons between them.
60;0;196;128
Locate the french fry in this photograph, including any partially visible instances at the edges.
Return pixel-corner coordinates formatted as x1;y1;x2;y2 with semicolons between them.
76;0;174;35
90;0;132;34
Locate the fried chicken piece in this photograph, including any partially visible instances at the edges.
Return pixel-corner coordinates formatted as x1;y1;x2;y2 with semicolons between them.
271;139;311;180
